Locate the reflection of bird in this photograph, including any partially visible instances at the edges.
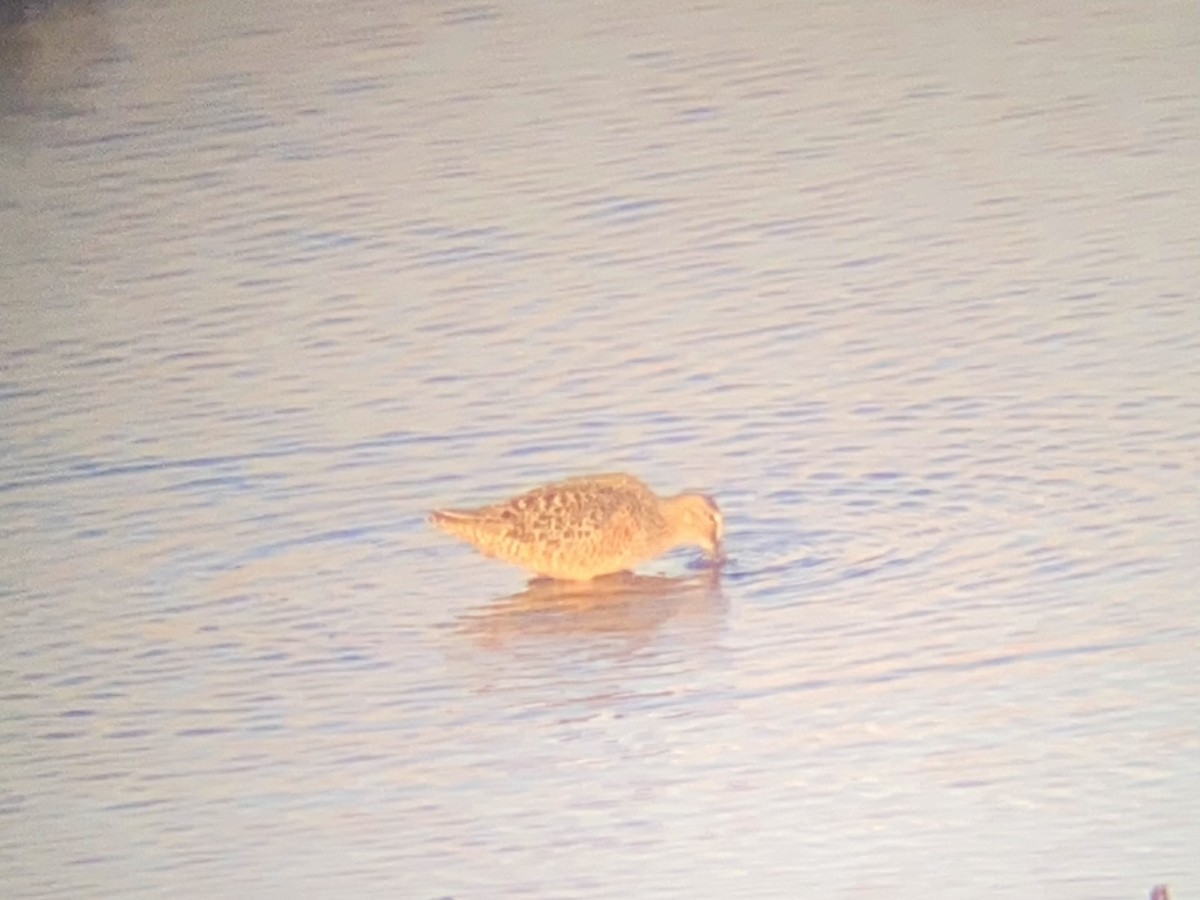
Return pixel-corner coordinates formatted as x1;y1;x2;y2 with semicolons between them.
430;473;723;580
459;570;726;648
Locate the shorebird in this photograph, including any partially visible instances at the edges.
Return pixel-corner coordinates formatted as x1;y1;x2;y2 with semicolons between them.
429;473;723;581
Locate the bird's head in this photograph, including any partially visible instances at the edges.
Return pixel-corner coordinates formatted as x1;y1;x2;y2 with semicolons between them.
668;492;724;561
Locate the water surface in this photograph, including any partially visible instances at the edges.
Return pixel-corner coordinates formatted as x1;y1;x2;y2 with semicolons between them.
2;1;1198;898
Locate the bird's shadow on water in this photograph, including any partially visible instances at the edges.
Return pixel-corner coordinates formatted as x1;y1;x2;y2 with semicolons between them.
456;565;726;649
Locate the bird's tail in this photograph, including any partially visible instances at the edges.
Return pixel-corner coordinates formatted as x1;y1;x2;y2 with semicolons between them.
429;509;479;540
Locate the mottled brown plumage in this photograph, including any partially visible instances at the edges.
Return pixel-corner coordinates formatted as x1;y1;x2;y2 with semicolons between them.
430;473;723;581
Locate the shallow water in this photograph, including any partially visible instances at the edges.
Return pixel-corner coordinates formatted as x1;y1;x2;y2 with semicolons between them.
2;0;1198;898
